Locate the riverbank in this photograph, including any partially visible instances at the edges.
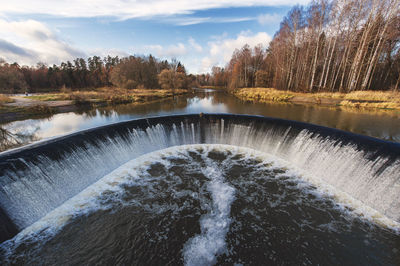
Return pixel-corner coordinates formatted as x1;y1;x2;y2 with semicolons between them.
232;88;400;110
0;94;14;105
199;86;226;90
0;88;188;123
1;89;400;153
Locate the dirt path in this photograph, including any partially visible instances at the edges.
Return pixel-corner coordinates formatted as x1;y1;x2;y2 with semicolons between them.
6;96;73;108
1;96;78;124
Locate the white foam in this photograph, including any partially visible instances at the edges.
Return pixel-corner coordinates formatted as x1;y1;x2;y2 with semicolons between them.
3;118;400;232
1;144;399;256
0;123;201;229
183;165;235;266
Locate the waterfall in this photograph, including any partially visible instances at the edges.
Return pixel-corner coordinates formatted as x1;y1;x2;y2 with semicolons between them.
0;114;399;242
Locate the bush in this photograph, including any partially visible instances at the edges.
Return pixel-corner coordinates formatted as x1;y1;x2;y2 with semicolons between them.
124;80;138;90
0;94;14;104
26;104;54;114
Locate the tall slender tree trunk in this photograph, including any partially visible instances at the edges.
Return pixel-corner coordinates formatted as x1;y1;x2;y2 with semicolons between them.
339;42;350;91
309;36;320;92
319;37;333;89
300;42;310;90
287;48;297;90
323;36;337;89
361;2;397;90
395;73;400;91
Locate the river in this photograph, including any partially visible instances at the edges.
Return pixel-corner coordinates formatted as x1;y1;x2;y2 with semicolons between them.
1;90;400;265
1;89;400;152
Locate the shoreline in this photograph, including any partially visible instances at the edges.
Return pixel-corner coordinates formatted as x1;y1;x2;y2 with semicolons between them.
231;87;400;111
0;88;189;124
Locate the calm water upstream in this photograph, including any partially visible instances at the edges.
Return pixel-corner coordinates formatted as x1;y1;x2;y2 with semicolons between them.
1;89;400;151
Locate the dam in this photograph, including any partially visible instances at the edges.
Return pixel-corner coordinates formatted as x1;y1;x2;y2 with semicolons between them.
0;114;399;264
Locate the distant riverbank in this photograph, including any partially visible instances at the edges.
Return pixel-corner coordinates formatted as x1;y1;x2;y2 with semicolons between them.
0;87;189;123
231;88;400;111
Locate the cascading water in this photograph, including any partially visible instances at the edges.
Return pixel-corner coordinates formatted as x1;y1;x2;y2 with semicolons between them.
0;114;399;264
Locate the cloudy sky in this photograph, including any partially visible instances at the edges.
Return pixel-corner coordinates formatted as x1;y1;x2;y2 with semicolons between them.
0;0;308;74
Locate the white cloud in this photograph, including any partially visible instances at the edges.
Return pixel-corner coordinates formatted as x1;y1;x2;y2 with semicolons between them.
257;13;283;25
216;17;253;23
146;43;187;58
0;19;84;65
189;38;203;52
168;17;211;26
168;16;254;26
0;0;310;20
200;31;272;73
141;38;203;73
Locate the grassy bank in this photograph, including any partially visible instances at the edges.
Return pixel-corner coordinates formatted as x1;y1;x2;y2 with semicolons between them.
234;88;294;102
233;88;400;110
0;87;188;123
25;87;187;104
0;94;14;104
199;86;226;90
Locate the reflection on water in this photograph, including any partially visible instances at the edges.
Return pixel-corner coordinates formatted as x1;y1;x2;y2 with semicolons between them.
0;127;38;151
1;90;400;151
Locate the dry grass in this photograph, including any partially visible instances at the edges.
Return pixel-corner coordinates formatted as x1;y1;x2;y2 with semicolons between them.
68;88;187;104
0;94;14;104
233;87;400;110
25;94;66;101
313;90;400;102
339;100;399;109
25;87;187;105
319;90;400;109
234;88;295;102
1;87;188;122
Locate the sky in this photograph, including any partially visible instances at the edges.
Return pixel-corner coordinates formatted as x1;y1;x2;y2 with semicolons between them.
0;0;309;74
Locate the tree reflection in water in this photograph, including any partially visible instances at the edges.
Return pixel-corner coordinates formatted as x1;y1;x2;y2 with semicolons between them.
1;90;399;153
0;127;38;152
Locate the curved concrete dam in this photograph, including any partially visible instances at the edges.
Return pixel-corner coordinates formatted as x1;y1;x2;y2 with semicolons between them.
0;113;399;244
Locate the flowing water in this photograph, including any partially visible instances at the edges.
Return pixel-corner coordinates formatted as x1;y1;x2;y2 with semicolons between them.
1;145;399;265
0;91;400;265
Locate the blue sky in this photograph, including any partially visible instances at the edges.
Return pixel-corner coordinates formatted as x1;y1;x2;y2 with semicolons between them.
0;0;308;73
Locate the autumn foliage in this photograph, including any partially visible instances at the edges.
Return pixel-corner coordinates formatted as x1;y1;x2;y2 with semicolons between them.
0;55;190;93
206;0;400;93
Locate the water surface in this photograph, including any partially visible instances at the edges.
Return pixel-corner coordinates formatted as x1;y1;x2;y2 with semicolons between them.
1;145;399;265
1;89;400;151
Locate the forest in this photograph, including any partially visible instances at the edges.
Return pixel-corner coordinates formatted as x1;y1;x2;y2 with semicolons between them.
1;0;399;94
204;0;400;92
0;55;193;93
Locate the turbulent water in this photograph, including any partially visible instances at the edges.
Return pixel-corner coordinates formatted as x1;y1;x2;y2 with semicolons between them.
2;118;400;231
0;145;399;265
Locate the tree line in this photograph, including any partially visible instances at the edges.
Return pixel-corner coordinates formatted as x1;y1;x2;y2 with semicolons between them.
205;0;400;92
0;55;193;93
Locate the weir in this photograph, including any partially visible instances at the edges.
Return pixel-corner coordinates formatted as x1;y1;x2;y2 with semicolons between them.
0;114;399;243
